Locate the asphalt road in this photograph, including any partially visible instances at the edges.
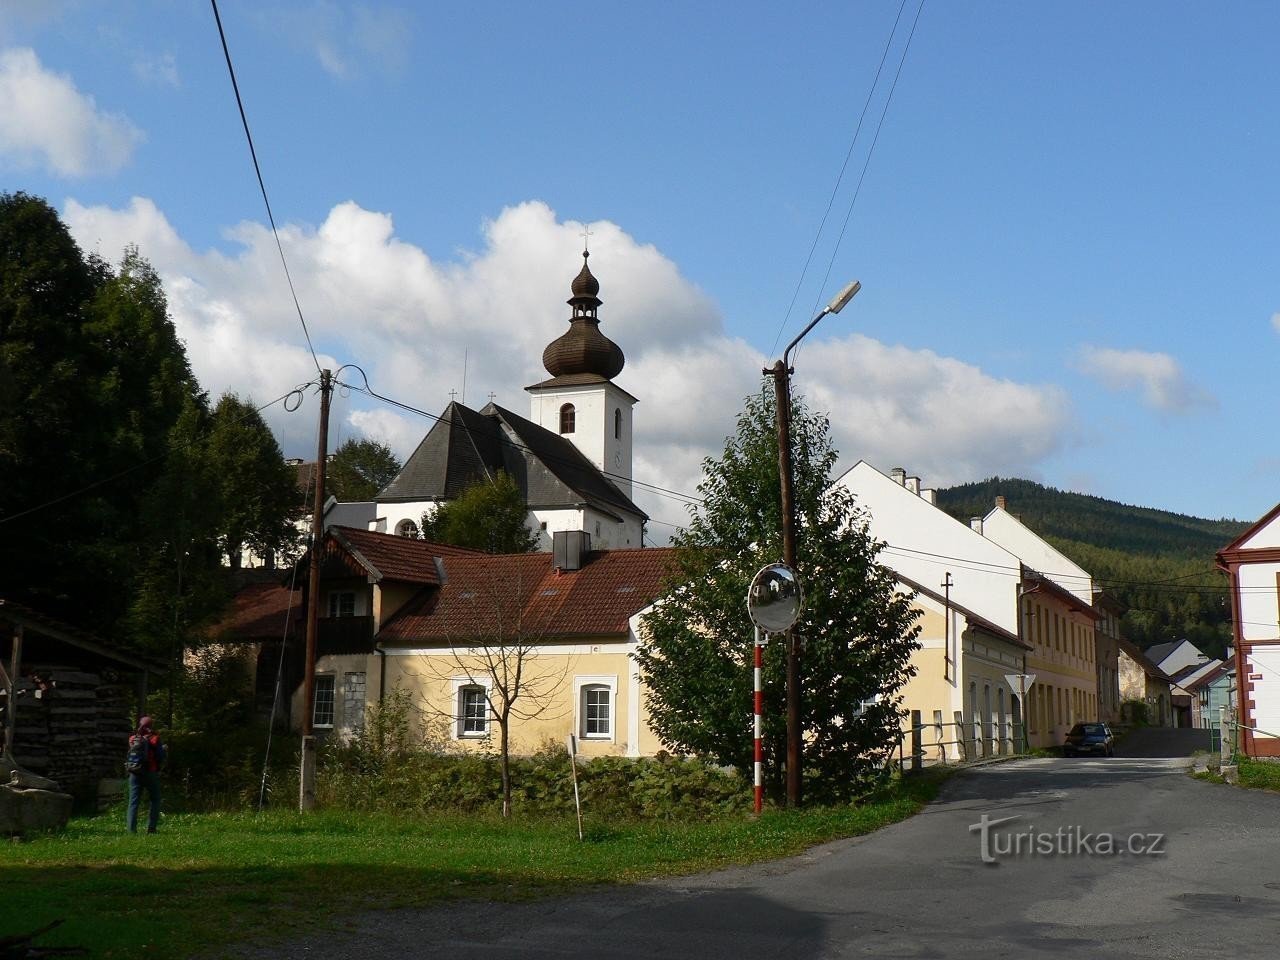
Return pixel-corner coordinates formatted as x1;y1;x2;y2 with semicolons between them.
242;730;1280;959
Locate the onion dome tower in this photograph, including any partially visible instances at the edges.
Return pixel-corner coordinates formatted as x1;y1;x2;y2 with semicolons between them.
526;248;638;504
541;251;626;381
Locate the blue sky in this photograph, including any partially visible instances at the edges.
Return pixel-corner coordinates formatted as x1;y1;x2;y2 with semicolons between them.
3;1;1279;532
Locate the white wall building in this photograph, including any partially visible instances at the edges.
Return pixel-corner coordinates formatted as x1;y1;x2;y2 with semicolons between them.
1217;504;1280;757
369;251;647;551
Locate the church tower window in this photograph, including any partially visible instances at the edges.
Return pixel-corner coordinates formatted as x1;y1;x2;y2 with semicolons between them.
614;408;622;440
559;403;576;434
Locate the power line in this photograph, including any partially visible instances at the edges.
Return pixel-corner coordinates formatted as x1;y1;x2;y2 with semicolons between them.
331;371;1241;599
209;0;323;377
0;382;314;527
333;367;705;509
806;0;927;326
769;0;909;358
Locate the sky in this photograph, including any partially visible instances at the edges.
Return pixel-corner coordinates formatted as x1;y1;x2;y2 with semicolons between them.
3;1;1279;538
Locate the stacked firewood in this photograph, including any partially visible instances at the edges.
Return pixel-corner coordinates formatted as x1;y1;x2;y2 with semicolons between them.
9;666;134;796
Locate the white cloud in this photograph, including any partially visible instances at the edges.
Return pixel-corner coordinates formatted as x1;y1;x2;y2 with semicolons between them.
1075;345;1214;414
132;51;179;89
61;196;1074;532
261;3;411;80
0;47;142;177
1270;312;1280;334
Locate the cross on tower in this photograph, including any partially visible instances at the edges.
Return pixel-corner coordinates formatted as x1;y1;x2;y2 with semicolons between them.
488;391;496;402
448;389;458;401
580;225;593;255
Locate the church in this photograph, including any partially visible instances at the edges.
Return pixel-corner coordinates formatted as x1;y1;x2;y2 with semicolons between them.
368;250;647;550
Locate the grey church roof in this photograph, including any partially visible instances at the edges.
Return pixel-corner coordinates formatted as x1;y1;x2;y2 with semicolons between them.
375;401;646;523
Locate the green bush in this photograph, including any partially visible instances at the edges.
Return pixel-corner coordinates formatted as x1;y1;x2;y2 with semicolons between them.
315;698;751;819
147;646;297;811
1121;699;1149;726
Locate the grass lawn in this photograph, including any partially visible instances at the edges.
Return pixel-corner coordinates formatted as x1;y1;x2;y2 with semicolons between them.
0;770;946;958
1193;758;1280;792
1235;758;1280;791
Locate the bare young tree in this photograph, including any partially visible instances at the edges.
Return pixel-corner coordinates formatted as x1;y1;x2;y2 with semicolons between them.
414;556;571;817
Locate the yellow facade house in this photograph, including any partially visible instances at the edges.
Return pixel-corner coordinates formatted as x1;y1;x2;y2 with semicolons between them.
289;526;675;758
1020;573;1101;748
893;575;1030;761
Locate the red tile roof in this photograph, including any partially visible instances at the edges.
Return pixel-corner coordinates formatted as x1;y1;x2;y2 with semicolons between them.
212;581;302;642
378;547;677;643
328;526;485;586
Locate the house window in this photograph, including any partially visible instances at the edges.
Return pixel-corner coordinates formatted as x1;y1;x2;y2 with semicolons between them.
313;675;335;728
396;518;419;538
328;591;355;618
458;686;488;737
614;408;622;440
559;403;576;434
581;684;612;738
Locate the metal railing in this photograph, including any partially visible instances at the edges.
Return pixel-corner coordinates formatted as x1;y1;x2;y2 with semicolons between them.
890;709;1029;773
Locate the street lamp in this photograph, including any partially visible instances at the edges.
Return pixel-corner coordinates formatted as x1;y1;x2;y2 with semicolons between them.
765;280;860;807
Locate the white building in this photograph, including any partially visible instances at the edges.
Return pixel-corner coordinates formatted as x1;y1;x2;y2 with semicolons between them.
370;251;646;550
1217;506;1280;756
833;462;1031;753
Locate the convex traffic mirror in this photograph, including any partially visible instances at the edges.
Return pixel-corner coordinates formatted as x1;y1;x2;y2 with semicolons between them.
747;563;803;634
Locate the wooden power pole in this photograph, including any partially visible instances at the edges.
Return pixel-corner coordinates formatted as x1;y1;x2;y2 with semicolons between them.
300;369;332;811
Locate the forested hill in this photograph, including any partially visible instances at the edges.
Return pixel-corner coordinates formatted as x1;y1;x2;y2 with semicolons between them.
935;478;1252;660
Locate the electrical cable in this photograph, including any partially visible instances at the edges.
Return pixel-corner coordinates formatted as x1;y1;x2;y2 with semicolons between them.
769;0;909;358
807;0;927;324
0;382;314;527
333;365;704;509
209;0;323;377
257;416;319;813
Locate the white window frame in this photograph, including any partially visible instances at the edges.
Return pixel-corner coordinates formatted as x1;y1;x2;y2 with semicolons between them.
313;674;336;729
574;675;617;742
328;591;356;618
451;677;492;740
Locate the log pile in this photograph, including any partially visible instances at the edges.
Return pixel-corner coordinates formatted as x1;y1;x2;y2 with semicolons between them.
9;665;135;797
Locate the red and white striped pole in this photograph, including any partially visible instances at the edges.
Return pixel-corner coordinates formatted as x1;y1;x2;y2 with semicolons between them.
754;626;765;814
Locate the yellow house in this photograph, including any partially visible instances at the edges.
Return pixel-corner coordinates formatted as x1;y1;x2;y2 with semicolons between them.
1020;573;1101;748
287;526;676;758
894;574;1030;760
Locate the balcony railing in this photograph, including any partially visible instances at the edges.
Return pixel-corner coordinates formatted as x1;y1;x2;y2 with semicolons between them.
317;615;375;656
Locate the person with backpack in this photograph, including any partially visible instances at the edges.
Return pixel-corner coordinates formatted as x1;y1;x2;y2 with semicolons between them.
125;716;166;834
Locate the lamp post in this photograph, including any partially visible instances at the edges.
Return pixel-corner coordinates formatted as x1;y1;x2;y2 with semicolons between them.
765;280;860;807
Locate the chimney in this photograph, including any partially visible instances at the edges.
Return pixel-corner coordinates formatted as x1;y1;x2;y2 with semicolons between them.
906;476;921;496
995;495;1007;511
553;530;592;572
890;467;906;486
921;489;937;505
970;517;983;535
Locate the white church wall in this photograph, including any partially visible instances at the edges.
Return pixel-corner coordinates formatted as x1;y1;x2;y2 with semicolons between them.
528;382;635;500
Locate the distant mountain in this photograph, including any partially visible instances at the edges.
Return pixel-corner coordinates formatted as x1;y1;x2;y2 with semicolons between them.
934;477;1251;661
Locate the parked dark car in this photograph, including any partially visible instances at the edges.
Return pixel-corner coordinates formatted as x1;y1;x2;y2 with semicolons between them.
1063;722;1115;757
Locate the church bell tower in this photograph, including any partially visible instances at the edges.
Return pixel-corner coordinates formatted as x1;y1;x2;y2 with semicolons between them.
526;249;637;500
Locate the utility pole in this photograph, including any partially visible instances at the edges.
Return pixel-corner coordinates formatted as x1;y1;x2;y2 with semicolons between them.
766;280;860;808
770;361;801;806
300;368;333;812
942;573;954;683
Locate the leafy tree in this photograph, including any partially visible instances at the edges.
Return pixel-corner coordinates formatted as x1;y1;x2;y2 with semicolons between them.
0;194;203;632
206;393;303;568
420;472;538;554
634;388;920;803
327;437;401;501
128;395;229;661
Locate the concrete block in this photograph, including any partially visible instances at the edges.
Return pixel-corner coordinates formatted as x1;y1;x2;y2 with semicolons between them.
0;784;73;835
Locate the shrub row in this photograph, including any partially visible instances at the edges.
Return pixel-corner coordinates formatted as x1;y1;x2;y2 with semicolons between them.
316;747;751;820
